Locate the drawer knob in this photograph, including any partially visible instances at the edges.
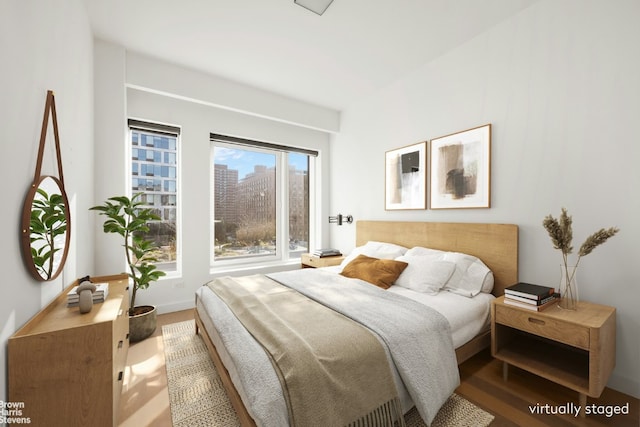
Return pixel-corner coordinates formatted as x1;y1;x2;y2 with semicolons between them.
528;317;546;325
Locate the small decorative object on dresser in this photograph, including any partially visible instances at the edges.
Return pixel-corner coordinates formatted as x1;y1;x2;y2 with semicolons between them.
67;277;109;308
75;278;97;314
542;207;619;310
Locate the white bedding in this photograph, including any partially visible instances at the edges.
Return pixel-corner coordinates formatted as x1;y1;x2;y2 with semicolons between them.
388;286;494;347
196;267;493;426
196;277;415;427
323;265;495;348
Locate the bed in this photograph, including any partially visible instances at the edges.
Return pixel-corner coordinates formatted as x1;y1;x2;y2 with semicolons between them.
195;221;518;426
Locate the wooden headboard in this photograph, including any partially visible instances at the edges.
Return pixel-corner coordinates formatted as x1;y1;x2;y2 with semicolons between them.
356;221;518;296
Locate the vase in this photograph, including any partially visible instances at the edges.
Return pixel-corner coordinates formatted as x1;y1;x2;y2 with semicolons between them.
558;264;578;310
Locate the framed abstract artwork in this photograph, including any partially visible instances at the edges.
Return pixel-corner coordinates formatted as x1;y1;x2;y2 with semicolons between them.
385;142;426;210
429;124;491;209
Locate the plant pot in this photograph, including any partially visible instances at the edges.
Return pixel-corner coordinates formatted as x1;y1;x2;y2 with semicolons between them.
129;305;157;342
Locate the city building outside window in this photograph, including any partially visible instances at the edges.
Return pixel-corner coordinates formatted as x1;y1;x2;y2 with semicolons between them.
129;120;180;274
210;134;315;266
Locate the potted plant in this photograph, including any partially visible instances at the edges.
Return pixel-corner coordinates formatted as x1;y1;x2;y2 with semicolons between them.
91;194;166;342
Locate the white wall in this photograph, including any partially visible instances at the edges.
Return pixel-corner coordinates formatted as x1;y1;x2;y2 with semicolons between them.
93;40;128;279
125;53;340;133
329;0;640;398
0;0;94;402
94;47;334;313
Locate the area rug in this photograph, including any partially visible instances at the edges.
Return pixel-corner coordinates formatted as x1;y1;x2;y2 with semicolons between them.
162;320;494;427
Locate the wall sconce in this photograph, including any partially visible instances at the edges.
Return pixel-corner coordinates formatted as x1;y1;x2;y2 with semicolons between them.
328;214;353;225
294;0;335;15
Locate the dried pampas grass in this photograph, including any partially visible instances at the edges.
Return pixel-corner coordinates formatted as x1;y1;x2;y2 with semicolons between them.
543;207;619;269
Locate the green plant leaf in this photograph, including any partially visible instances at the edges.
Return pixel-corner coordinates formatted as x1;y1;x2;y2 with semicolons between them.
91;193;167;309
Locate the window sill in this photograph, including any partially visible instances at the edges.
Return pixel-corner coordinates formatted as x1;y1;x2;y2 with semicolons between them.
209;258;301;277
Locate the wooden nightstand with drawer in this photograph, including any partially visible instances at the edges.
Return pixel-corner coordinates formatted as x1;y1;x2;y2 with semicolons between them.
491;296;616;411
301;253;345;268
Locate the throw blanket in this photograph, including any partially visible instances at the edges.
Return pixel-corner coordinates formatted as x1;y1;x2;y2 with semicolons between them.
269;269;460;425
207;275;405;427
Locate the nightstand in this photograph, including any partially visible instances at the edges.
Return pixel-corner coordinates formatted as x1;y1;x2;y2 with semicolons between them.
301;253;345;268
491;296;616;412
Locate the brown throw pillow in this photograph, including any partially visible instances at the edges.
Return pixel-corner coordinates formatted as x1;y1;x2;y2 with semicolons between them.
340;254;409;289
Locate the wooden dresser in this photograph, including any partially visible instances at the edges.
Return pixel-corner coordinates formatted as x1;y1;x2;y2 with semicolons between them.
8;274;130;427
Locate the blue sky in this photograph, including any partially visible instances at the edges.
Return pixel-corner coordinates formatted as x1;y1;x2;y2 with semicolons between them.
214;147;307;179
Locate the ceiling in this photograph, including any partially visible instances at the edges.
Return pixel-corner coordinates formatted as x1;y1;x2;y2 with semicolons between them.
83;0;538;112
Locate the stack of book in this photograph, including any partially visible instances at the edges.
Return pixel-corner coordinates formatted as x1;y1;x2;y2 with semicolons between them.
504;282;560;311
311;248;342;258
67;283;109;307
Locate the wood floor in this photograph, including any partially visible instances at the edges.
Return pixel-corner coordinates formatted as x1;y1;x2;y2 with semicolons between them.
117;310;189;427
118;309;639;427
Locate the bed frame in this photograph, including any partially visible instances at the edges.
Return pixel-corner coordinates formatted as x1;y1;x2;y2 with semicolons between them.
195;221;518;426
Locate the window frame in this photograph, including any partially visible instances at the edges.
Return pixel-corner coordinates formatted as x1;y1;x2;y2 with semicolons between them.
209;135;317;269
127;119;182;278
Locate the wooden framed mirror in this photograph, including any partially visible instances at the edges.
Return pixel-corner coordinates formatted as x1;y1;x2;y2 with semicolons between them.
21;90;71;281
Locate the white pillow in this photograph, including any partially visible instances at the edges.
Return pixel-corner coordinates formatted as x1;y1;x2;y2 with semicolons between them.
405;246;494;296
480;271;495;293
404;246;446;257
441;252;493;297
394;255;456;294
339;241;408;271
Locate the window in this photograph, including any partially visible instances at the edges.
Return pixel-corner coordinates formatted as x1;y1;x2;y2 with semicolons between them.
128;119;181;274
210;134;316;265
288;152;310;258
